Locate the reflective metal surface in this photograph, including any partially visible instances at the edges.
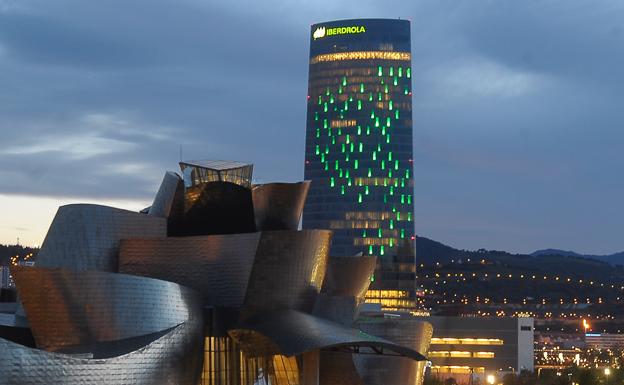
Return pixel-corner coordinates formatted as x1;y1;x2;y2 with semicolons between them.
119;233;261;307
148;171;182;218
12;266;202;352
321;256;376;301
173;181;256;236
243;230;332;314
252;181;310;231
354;318;433;385
314;256;377;325
0;321;203;385
36;204;166;272
229;309;427;360
319;351;363;385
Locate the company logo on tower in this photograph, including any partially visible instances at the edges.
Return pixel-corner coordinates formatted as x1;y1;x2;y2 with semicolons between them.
313;25;366;40
313;27;326;40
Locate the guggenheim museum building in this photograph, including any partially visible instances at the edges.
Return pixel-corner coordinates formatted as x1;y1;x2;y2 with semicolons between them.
0;160;432;385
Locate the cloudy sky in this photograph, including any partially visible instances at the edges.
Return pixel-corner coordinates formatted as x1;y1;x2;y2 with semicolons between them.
0;0;622;254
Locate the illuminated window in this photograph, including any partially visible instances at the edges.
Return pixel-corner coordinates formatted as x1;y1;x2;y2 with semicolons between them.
269;355;299;385
310;51;411;64
430;338;504;346
431;366;485;374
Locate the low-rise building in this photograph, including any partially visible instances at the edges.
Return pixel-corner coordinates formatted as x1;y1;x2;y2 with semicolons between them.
585;333;624;350
424;316;534;384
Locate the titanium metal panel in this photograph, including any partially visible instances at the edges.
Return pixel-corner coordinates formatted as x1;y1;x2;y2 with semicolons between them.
319;351;363;385
119;233;261;307
0;321;203;385
321;256;376;301
242;230;332;314
314;256;377;325
354;318;433;385
148;171;182;218
12;266;202;352
229;309;427;360
36;204;166;272
252;181;311;231
171;181;256;236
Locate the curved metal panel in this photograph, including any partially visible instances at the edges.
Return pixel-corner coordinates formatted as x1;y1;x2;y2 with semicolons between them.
320;351;364;385
321;256;376;301
12;266;203;352
36;204;166;272
243;230;332;314
314;256;377;325
313;295;359;326
148;171;182;218
119;233;261;308
0;321;203;385
252;181;310;231
229;309;427;361
170;181;256;236
354;318;433;385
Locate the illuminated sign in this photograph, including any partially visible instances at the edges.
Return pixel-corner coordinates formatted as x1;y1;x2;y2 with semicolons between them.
313;25;366;40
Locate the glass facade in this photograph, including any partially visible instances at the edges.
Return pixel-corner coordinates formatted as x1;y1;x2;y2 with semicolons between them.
201;337;300;385
303;19;414;259
180;161;253;189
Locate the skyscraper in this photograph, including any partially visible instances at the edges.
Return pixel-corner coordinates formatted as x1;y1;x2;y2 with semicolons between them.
303;19;414;259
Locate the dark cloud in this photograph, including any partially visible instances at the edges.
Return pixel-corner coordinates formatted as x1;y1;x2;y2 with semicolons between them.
0;0;623;254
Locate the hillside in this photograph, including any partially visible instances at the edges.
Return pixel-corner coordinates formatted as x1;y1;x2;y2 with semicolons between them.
532;248;624;266
416;236;624;280
416;236;624;322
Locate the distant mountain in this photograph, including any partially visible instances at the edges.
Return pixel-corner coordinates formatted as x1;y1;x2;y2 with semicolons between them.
416;236;516;264
531;249;583;258
416;236;624;280
415;236;470;264
531;249;624;266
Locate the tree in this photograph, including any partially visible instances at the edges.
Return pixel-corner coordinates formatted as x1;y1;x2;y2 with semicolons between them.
518;370;537;385
573;368;598;385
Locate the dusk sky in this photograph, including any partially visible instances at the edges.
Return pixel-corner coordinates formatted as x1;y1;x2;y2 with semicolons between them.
0;0;623;254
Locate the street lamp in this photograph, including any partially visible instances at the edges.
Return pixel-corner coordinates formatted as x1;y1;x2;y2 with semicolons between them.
486;374;496;385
